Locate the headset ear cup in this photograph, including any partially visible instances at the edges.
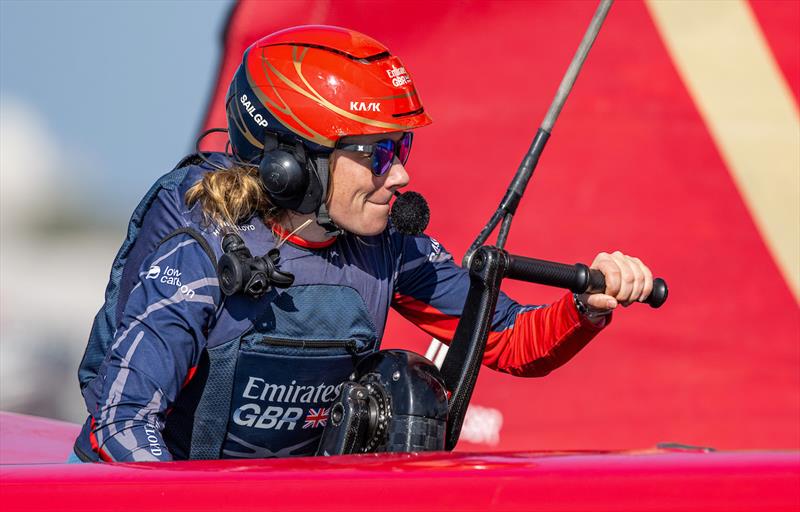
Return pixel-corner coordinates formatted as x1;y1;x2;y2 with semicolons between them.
259;149;308;210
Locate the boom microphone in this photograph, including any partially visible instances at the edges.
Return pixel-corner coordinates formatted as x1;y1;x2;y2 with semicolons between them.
390;191;430;235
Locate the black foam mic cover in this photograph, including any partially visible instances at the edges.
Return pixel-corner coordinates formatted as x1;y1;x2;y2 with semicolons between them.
390;191;430;235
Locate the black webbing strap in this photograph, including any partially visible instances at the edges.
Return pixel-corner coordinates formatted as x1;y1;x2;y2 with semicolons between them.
159;227;217;265
313;156;342;236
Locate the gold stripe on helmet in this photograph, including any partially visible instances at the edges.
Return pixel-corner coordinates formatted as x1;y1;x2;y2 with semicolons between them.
248;49;334;147
289;46;416;131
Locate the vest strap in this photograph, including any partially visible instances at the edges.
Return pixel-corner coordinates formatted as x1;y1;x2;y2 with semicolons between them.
314;157;342;236
159;227;217;264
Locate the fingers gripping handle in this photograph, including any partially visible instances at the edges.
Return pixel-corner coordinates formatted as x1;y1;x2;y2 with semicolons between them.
505;255;668;308
584;266;668;308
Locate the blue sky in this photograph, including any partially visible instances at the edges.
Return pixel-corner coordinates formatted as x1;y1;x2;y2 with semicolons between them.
1;0;233;218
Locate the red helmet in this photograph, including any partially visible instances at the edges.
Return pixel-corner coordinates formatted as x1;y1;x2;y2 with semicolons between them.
226;25;433;163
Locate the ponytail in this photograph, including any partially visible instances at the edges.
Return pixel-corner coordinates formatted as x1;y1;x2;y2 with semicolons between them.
185;166;283;227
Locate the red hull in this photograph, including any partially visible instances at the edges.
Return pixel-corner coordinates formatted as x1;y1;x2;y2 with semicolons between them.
2;413;798;511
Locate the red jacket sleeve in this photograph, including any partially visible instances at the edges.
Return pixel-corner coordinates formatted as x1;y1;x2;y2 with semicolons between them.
391;231;608;377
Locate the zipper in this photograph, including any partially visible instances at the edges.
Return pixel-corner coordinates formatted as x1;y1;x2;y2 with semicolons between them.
262;337;359;354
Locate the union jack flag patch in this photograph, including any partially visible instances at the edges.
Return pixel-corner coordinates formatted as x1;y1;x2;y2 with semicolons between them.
303;407;329;429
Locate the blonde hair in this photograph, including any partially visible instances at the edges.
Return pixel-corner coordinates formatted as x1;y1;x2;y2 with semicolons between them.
185;165;283;227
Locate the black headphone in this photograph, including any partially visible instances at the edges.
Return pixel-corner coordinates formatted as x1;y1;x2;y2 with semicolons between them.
195;129;341;235
217;232;294;299
259;134;324;214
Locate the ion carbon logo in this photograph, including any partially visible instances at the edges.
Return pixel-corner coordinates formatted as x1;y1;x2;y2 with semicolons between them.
144;264;194;298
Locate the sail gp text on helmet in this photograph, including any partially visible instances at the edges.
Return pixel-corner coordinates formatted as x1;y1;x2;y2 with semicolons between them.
232;377;344;431
240;94;269;127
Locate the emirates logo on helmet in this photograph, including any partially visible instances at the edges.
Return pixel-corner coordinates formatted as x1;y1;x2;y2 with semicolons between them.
386;65;411;88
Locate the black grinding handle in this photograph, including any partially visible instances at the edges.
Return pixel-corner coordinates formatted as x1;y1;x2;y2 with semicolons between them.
505;254;668;308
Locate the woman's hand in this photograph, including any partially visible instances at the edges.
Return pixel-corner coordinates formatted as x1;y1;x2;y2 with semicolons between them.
581;251;654;311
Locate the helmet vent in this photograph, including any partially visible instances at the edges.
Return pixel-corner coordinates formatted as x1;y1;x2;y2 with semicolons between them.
357;50;391;63
262;43;390;64
392;107;425;119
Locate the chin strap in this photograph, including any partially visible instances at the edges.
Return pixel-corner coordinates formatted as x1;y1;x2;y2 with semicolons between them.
314;156;343;237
